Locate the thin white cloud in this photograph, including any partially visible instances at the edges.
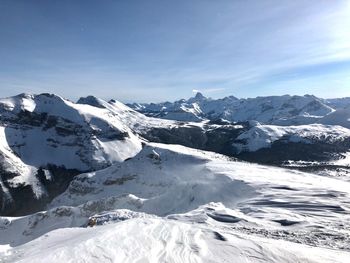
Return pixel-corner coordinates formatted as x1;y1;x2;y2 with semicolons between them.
1;0;349;100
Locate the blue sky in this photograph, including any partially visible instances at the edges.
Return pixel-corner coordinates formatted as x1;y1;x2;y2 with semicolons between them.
0;0;349;102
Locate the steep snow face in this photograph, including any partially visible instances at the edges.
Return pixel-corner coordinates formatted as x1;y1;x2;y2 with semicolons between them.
0;127;37;183
0;93;142;215
129;93;335;124
77;95;178;132
0;93;142;169
233;123;350;153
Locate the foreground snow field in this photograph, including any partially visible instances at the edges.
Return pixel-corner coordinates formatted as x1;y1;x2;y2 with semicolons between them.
1;143;349;262
1;216;349;263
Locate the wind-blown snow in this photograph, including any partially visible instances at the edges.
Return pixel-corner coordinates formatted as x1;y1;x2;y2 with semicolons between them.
1;143;350;262
46;144;350;251
50;144;256;215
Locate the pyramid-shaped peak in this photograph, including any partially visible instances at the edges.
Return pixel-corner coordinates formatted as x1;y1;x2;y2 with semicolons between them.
194;92;205;99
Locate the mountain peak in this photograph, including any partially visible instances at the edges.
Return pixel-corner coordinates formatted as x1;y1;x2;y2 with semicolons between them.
77;95;106;109
194;92;205;100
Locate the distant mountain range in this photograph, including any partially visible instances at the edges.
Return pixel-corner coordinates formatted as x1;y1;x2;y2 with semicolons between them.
128;92;350;127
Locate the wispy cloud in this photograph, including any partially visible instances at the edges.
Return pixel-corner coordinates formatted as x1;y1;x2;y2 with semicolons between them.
192;88;226;94
0;0;349;100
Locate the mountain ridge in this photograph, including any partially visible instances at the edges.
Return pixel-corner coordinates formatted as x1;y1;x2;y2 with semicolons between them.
1;92;350;216
128;92;343;125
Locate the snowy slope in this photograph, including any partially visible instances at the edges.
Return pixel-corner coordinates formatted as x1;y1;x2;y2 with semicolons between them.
1;216;349;263
77;95;178;132
0;93;142;169
1;92;350;261
70;96;350;173
325;97;350;109
50;144;255;215
0;93;142;215
49;144;350;243
1;143;350;262
233;123;350;152
320;106;350;129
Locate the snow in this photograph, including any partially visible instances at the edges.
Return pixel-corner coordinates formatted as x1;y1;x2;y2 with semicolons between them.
325;97;350;109
1;216;349;263
5;125;90;170
0;94;143;211
45;143;350;252
50;144;256;215
0;126;36;179
332;152;350;166
1;94;142;170
320;106;350;129
129;93;335;125
233;123;350;152
1;143;350;261
0;126;43;198
1;92;350;262
0;94;36;113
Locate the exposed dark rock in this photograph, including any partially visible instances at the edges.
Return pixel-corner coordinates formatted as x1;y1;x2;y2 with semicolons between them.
103;175;137;186
0;165;82;216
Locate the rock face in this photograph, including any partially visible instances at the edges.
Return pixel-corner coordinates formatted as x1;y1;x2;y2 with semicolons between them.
141;122;350;165
0;93;142;216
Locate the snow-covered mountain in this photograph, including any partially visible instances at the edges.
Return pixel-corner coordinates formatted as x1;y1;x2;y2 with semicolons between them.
1;143;349;262
1;92;350;262
320;105;350;129
0;93;142;215
78;95;350;167
128;93;340;124
2;93;350;217
325;97;350;109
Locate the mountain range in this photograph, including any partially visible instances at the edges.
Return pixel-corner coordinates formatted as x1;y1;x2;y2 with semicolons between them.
1;92;350;262
128;92;350;127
